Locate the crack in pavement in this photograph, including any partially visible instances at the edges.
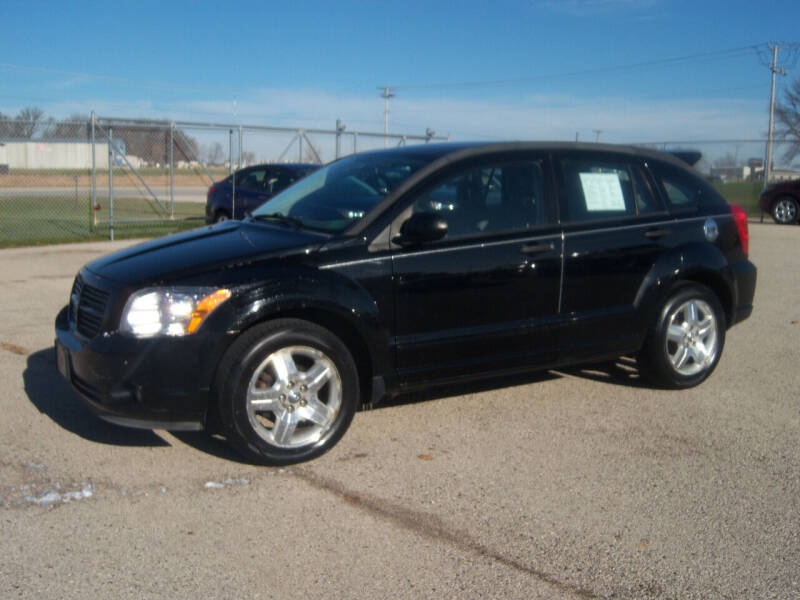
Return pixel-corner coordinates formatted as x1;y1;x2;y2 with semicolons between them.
295;468;599;599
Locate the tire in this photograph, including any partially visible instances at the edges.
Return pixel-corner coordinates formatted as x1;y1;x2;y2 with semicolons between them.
216;319;359;465
771;196;799;224
638;284;726;389
214;211;231;223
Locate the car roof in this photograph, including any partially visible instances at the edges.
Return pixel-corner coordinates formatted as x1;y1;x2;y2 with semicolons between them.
352;141;693;170
238;162;319;171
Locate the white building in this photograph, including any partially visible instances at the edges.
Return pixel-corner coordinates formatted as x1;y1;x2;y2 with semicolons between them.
0;139;110;169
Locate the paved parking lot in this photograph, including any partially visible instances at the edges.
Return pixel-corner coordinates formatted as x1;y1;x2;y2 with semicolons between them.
1;222;798;599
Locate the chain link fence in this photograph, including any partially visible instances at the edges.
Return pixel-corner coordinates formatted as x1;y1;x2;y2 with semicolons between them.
0;114;448;246
2;116;798;246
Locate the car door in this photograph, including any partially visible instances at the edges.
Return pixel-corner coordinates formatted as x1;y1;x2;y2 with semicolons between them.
235;167;271;217
389;154;562;385
555;151;676;362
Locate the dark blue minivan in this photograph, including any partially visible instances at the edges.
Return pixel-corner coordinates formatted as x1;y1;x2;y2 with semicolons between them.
205;163;318;223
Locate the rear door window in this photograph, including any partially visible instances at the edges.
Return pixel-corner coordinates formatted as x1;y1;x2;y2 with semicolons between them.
560;158;661;222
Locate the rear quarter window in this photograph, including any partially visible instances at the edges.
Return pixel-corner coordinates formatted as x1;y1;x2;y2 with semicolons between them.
650;162;727;214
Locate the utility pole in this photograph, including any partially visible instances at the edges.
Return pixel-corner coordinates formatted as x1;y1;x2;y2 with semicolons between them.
764;44;786;187
378;86;395;147
593;129;603;143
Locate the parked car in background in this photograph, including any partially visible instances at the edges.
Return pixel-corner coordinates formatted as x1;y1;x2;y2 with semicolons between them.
56;142;756;466
759;179;800;224
205;163;318;223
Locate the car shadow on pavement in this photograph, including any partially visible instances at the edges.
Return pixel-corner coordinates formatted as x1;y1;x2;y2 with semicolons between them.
24;348;170;447
378;369;562;409
168;431;260;465
555;356;649;389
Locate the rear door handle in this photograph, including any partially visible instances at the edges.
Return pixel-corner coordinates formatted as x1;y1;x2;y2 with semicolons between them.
644;227;671;240
520;241;555;254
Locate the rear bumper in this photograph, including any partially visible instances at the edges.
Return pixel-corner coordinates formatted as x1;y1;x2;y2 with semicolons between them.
731;259;757;326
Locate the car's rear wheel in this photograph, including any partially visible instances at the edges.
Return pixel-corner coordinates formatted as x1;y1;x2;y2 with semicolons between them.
214;210;231;223
216;319;359;465
771;196;799;224
638;284;726;389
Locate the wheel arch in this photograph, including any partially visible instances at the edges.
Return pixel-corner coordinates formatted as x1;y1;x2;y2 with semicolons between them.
205;303;381;434
268;305;377;408
214;208;232;221
769;193;800;223
634;243;736;341
770;190;800;207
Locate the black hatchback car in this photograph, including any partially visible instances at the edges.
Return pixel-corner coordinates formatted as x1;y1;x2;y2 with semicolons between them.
56;142;756;465
205;163;318;223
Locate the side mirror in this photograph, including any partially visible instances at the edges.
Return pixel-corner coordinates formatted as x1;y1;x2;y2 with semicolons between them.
396;212;448;246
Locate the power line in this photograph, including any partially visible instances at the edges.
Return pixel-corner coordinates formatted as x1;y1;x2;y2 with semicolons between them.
392;44;763;91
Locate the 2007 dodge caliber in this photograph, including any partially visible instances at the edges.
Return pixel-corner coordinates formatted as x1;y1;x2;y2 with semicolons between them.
55;142;757;465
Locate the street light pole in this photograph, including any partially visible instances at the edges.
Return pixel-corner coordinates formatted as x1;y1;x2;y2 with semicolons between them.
378;86;395;147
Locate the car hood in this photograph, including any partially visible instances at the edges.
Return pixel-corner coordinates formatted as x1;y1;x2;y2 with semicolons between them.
85;221;327;285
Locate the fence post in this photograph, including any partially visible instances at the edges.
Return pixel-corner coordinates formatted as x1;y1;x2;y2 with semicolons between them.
228;129;234;175
298;131;303;162
238;125;243;168
90;111;96;231
229;129;235;218
169;122;175;219
108;127;114;241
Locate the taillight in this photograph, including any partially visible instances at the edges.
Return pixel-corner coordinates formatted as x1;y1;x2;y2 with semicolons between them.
207;185;217;197
730;204;749;255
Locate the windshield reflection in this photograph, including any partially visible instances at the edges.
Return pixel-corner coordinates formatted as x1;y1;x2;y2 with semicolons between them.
251;153;430;232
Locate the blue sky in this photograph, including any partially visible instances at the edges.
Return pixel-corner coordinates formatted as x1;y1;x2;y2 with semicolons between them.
1;0;799;152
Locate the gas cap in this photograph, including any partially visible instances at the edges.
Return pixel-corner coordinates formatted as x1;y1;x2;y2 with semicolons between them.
704;218;719;242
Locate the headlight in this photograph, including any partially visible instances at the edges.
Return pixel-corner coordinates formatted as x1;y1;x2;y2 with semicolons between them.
120;287;232;338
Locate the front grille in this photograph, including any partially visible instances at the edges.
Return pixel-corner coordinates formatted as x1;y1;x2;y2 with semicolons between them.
70;275;110;338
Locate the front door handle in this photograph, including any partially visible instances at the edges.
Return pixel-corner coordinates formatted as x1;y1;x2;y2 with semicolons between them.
644;227;671;240
520;241;555;254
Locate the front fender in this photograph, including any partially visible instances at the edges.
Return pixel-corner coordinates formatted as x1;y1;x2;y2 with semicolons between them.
227;265;392;378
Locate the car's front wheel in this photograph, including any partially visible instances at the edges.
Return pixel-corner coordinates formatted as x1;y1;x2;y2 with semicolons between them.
216;319;359;465
638;284;726;389
771;196;799;224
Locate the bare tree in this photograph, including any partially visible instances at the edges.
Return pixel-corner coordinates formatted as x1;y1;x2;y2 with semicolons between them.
713;153;738;168
206;142;224;165
775;78;800;163
0;106;46;138
15;107;45;137
43;114;90;139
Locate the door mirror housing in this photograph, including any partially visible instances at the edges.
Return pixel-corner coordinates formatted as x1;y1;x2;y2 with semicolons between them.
396;212;448;246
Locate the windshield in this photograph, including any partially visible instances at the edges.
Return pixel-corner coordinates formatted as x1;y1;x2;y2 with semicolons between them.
251;152;430;232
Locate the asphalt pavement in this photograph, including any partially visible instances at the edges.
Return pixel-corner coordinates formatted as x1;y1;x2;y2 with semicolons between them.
1;223;798;599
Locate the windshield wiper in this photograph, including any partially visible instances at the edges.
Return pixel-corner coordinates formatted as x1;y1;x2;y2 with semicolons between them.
252;212;304;229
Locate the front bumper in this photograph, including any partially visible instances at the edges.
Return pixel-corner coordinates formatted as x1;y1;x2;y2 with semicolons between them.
54;305;221;431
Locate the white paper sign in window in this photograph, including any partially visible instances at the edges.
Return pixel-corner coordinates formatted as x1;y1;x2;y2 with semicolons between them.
579;172;626;212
